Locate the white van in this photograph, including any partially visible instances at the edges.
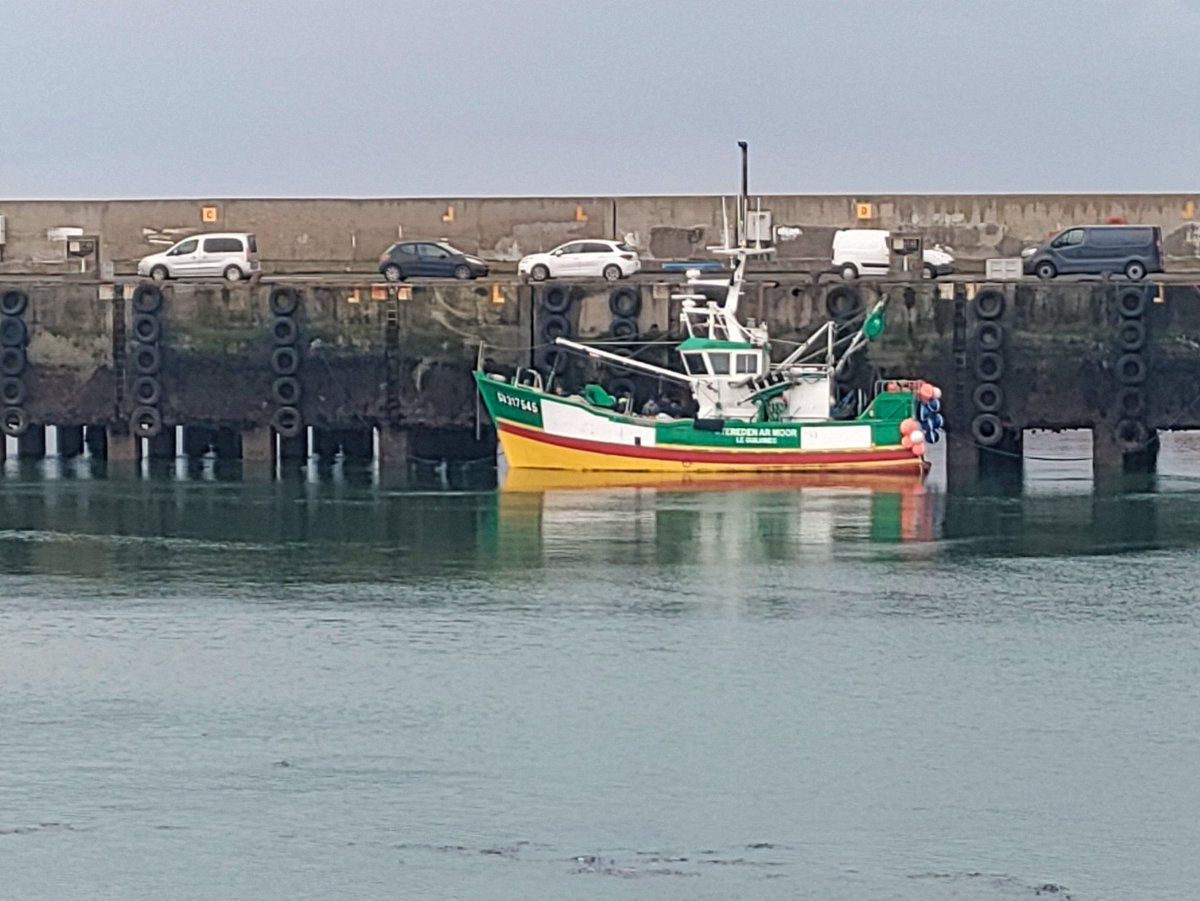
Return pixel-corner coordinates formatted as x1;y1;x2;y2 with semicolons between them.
137;233;261;282
831;229;954;280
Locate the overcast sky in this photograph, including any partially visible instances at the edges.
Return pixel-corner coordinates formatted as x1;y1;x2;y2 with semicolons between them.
2;0;1198;198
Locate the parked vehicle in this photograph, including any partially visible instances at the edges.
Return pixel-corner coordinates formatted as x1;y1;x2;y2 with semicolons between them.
137;233;260;282
377;241;488;281
831;229;954;280
518;240;641;282
1021;225;1163;280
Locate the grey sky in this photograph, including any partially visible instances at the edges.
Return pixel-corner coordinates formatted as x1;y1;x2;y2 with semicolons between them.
2;0;1198;198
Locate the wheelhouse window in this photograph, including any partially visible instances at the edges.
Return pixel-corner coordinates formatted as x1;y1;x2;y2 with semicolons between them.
1053;228;1084;247
735;353;758;374
681;352;704;375
709;352;730;375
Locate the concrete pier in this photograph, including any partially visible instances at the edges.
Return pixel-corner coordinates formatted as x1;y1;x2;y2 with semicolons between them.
0;277;1198;477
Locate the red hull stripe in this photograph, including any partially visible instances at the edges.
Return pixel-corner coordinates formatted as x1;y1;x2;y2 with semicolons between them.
498;421;914;466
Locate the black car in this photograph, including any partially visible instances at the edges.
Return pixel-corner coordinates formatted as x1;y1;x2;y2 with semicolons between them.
377;241;489;281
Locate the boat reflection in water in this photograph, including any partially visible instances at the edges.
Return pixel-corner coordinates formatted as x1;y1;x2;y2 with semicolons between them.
491;467;941;566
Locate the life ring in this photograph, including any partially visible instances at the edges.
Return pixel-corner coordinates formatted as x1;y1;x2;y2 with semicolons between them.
1117;319;1146;352
0;316;27;347
272;376;302;406
975;321;1004;351
268;286;300;317
1117;287;1147;319
270;346;300;376
1;376;26;407
972;382;1004;413
271;405;303;438
974;350;1004;382
130;405;163;438
608;286;641;318
0;346;25;377
1116;353;1146;386
1;405;29;437
0;290;28;317
132;376;161;407
272;316;299;346
610;316;639;340
132;312;161;345
970;412;1004;446
540;285;571;315
1116;418;1149;451
539;313;572;344
131;284;163;314
1116;387;1145;419
825;285;863;321
975;289;1005;320
132;344;161;376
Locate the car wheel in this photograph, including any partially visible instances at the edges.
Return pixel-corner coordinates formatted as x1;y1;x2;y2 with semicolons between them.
223;265;244;282
382;264;403;282
531;264;550;282
453;264;472;280
150;265;169;282
602;264;623;282
840;264;858;281
1125;261;1146;281
1035;261;1057;280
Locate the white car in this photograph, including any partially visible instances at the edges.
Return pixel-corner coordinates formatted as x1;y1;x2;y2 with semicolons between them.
518;239;641;282
137;232;261;282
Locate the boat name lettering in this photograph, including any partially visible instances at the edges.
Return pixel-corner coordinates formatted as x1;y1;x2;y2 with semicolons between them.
721;425;793;446
497;391;539;414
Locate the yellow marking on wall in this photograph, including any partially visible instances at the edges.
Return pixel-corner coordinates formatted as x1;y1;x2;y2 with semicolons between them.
490;282;505;304
201;205;219;223
575;204;588;222
395;285;412;301
855;202;874;220
1185;200;1195;219
371;285;388;301
442;204;455;223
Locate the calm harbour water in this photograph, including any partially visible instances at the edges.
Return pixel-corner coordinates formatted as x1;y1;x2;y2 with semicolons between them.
3;434;1200;900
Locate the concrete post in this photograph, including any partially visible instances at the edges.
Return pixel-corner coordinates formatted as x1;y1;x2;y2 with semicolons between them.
105;426;139;462
377;426;410;466
241;427;274;463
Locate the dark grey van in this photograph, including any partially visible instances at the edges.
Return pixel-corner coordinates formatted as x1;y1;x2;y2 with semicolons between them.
1022;225;1163;280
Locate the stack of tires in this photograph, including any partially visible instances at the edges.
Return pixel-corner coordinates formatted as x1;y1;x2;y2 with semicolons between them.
1113;286;1149;452
534;285;575;388
969;288;1007;448
129;284;165;439
605;286;642;404
1;289;30;438
824;285;867;413
268;287;303;439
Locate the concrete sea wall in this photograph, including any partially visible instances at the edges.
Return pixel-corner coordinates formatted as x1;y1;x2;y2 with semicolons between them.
4;192;1200;273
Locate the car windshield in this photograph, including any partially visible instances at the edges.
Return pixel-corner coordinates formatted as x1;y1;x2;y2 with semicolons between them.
617;243;637;253
436;242;464;255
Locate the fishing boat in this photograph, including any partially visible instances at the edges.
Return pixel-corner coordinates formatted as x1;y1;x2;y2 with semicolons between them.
474;144;943;475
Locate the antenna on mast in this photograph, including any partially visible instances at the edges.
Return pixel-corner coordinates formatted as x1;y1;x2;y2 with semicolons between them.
737;141;748;248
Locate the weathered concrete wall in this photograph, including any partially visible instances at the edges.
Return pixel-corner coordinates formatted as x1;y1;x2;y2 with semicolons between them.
5;277;1200;473
4;192;1200;273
